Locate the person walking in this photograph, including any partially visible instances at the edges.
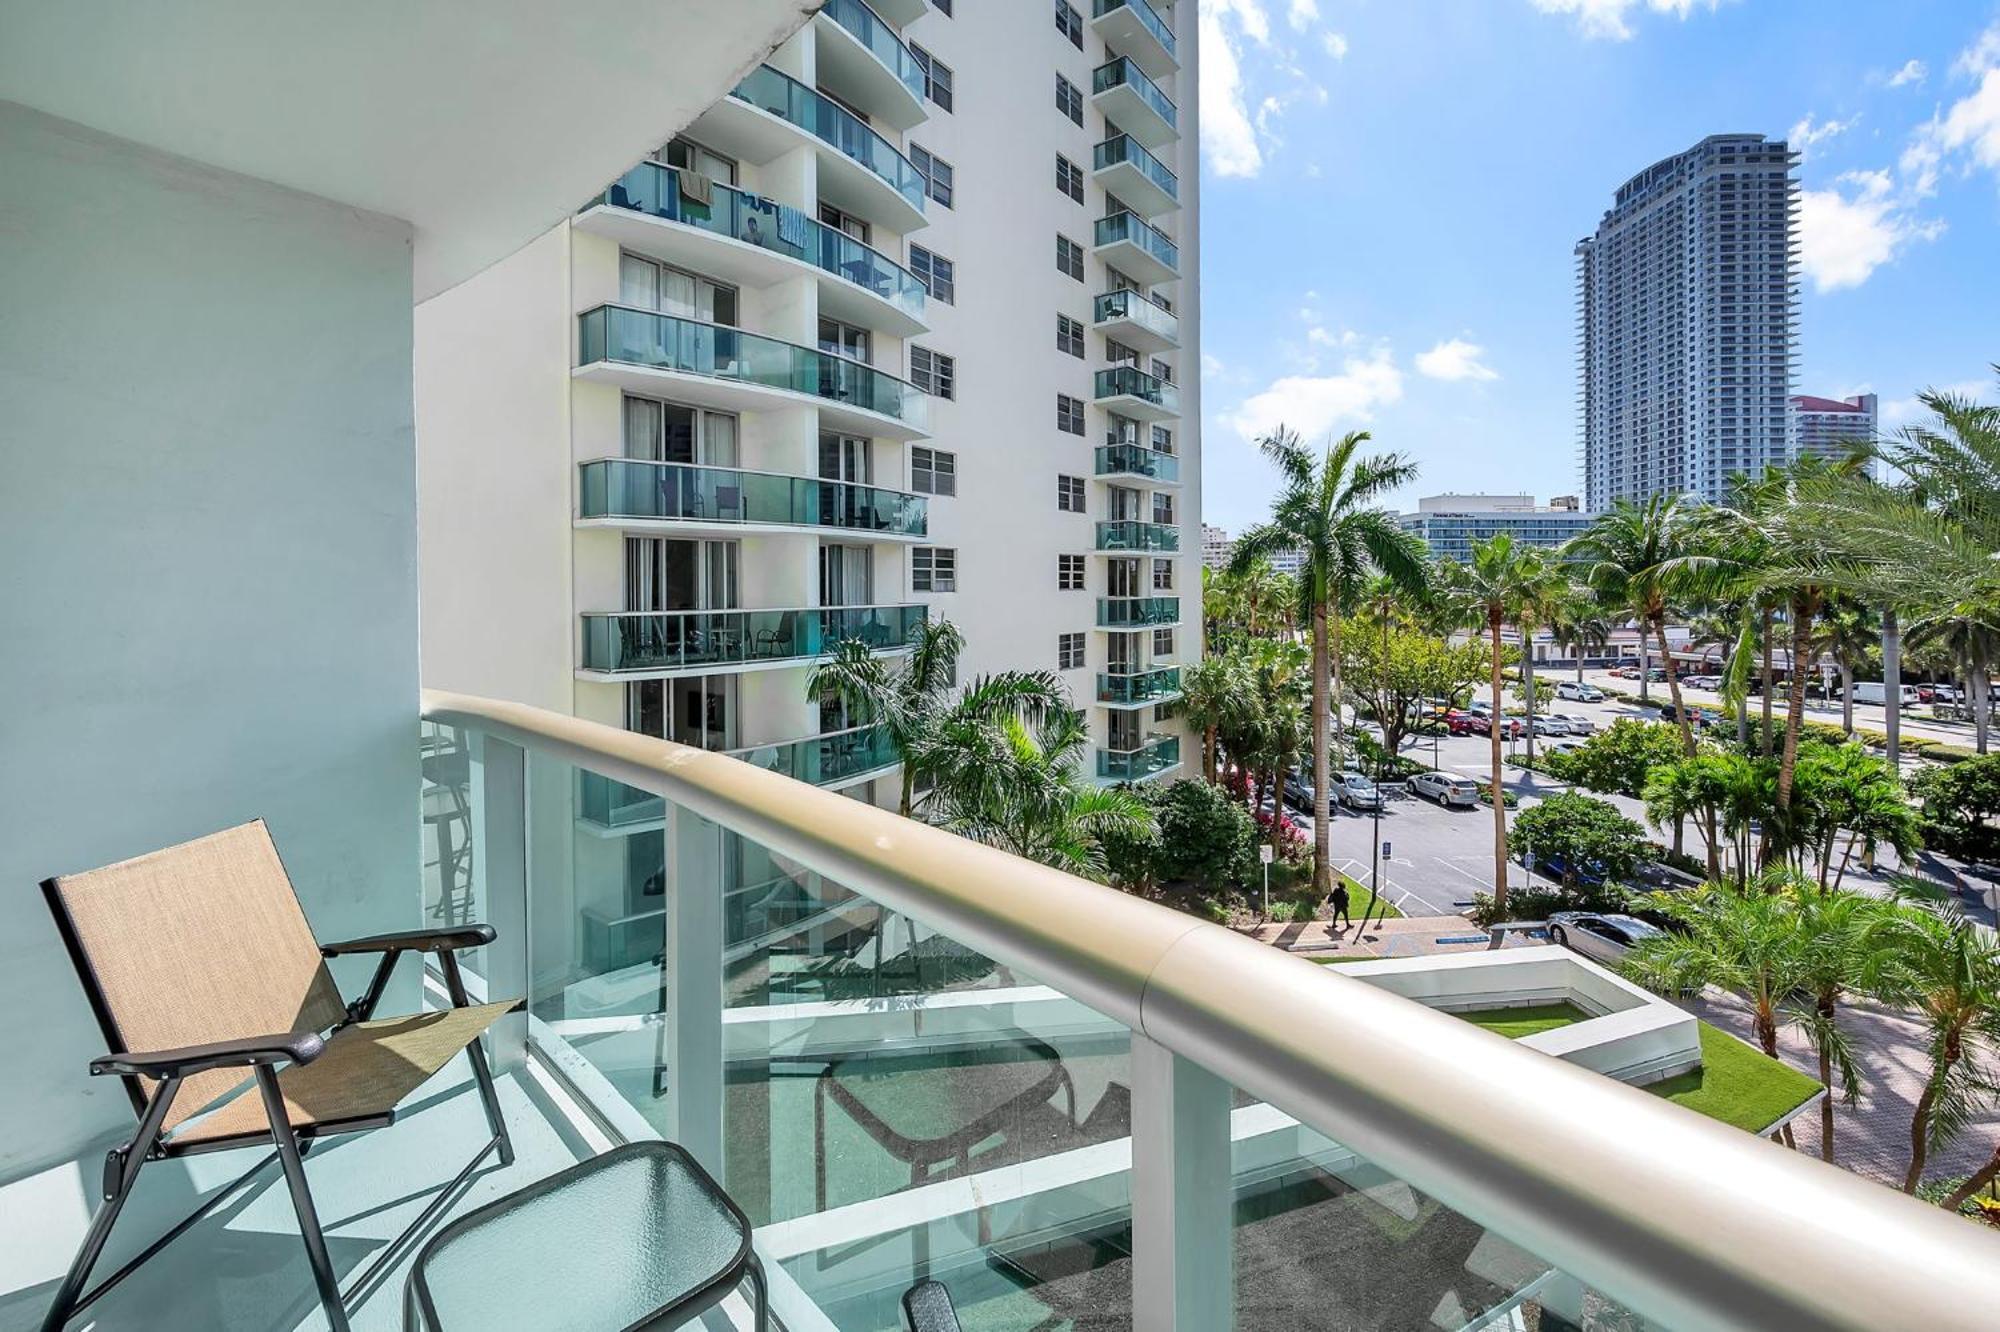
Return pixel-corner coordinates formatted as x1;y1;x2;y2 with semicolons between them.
1328;880;1354;935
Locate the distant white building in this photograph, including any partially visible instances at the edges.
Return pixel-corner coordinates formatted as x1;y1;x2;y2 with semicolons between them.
1201;523;1233;570
1399;493;1593;564
1790;393;1877;464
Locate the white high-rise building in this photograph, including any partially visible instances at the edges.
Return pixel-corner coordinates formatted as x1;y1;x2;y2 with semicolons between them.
417;0;1201;808
1576;133;1798;510
1201;522;1233;570
1398;493;1592;564
1790;392;1877;464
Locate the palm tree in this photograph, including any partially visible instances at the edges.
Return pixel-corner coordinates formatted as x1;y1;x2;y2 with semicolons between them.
1548;594;1613;686
1510;553;1571;767
1231;428;1426;898
1178;650;1253;784
1788;884;1884;1165
1816;598;1878;736
1786;743;1920;891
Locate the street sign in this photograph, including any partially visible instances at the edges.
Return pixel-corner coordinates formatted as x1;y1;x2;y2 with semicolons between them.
1259;844;1275;865
1381;841;1392;860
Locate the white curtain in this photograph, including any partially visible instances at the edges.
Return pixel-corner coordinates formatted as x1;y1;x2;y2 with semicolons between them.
624;397;662;460
704;412;739;467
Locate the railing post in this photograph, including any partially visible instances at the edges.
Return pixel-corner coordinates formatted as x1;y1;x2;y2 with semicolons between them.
663;802;726;1174
467;732;528;1069
1130;1034;1233;1331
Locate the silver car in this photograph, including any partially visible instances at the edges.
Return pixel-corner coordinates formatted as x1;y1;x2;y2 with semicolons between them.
1547;912;1665;966
1553;712;1597;735
1408;769;1481;808
1334;769;1383;811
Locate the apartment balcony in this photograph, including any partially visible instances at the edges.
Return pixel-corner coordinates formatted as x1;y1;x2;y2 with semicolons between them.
1091;55;1178;150
1098;666;1183;708
574;305;930;440
1094;364;1180;422
579;163;925;336
1097;732;1181;782
865;0;928;20
1092;209;1179;285
1095;441;1181;484
1092;133;1179;217
1090;0;1180;80
1092;287;1179;352
699;63;926;233
577;603;926;679
578;725;895;832
1095;519;1180;553
577;459;927;541
1097;594;1181;628
813;0;927;131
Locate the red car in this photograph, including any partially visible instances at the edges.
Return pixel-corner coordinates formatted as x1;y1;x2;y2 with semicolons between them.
1446;709;1483;735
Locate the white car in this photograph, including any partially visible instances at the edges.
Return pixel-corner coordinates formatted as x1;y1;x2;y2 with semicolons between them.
1553;712;1597;736
1546;739;1586;756
1547;912;1666;966
1408;770;1481;808
1555;681;1604;702
1529;715;1573;737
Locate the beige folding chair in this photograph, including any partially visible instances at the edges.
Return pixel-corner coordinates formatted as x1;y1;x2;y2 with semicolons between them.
37;819;521;1332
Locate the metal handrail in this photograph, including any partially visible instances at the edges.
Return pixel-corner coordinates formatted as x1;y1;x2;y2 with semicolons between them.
421;688;1996;1331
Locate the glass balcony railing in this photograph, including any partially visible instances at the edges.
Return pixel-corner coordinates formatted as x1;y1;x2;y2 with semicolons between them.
1095;441;1180;482
580;604;926;673
1092;288;1179;345
1097;733;1180;781
1093;133;1179;203
1093;209;1179;273
1095;519;1180;552
1098;667;1182;705
590;163;925;324
820;0;925;104
579;459;927;538
1091;56;1178;133
578;768;665;828
1097;595;1180;627
577;306;929;431
1094;365;1180;415
731;64;926;216
732;724;898;786
1093;0;1178;62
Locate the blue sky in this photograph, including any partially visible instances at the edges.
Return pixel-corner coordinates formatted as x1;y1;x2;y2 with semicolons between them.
1194;0;2000;532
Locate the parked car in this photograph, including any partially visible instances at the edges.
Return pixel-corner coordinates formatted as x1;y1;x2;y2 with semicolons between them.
1409;769;1481;807
1853;681;1924;709
1282;768;1320;813
1446;709;1484;736
1656;702;1720;728
1682;674;1720;691
1610;665;1639;680
1545;739;1586;756
1555;680;1604;702
1546;911;1665;966
1334;769;1383;811
1529;715;1573;737
1552;712;1596;735
1496;715;1527;740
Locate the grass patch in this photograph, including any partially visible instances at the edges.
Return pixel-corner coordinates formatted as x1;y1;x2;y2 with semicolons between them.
1454;1003;1588;1039
1340;873;1403;921
1310;955;1377;965
1644;1020;1822;1134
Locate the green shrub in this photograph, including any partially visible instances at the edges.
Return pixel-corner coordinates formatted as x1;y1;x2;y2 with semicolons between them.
1153;779;1259;890
1913;755;2000;861
1511;791;1654;888
1560;719;1688;798
1926;744;1981;764
1468;882;1626;927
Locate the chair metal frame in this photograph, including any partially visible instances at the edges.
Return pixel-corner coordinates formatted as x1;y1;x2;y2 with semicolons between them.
38;854;518;1332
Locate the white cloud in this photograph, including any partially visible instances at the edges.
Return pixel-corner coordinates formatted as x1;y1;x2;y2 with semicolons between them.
1198;0;1344;179
1797;170;1944;292
1954;19;2000;80
1935;67;2000;171
1199;1;1265;177
1225;346;1404;443
1887;58;1927;88
1415;338;1501;382
1286;0;1319;29
1882;379;1993;428
1789;112;1858;160
1527;0;1723;42
1322;31;1349;59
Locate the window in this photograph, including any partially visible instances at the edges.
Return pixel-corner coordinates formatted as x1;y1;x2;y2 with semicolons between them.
1058;474;1087;510
1152;356;1173;382
933;0;952;12
1056;154;1085;204
1106;338;1139;367
1152;493;1175;524
1057;314;1086;358
913;547;957;592
1152;424;1174;453
1057;395;1086;436
1059;555;1086;590
819;316;869;362
910;245;955;304
1056;74;1084;126
911;144;954;208
819;201;870;246
1057;0;1084;48
910;345;957;399
1058;632;1087;670
1152;558;1174;590
911;44;953;111
912;446;957;496
1153;627;1176;657
1057;234;1084;281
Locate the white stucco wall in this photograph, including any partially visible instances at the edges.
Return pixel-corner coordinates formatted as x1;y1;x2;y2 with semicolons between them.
0;104;422;1180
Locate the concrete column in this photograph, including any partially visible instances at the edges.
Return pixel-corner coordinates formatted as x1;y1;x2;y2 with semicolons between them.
468;732;529;1068
1129;1034;1234;1331
663;802;726;1174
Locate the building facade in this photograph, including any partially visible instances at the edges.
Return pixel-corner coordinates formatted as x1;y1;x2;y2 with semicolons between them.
1576;133;1798;510
1790;392;1877;463
1399;494;1592;564
416;0;1201;821
1201;522;1233;570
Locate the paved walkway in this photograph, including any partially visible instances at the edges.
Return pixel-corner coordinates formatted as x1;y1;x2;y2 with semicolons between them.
1237;914;1503;960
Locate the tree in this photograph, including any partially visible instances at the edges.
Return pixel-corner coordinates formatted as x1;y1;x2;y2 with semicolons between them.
1643;752;1769;886
1559;718;1690;800
1785;743;1920;890
1340;613;1486;759
1510;792;1653;889
1152;778;1260;891
1910;753;2000;862
1179;651;1255;785
1788;884;1885;1165
1231;428;1427;898
1817;598;1879;736
1548;596;1613;685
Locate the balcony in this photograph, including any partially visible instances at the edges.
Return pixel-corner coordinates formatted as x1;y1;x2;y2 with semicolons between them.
1097;594;1181;627
1095;518;1180;552
578;459;927;540
578;603;926;678
574;306;930;440
580;163;925;336
1091;56;1178;150
1094;364;1180;422
579;725;897;831
1092;287;1179;352
813;0;927;130
1091;0;1179;79
1092;133;1179;217
1097;732;1181;782
1096;441;1181;484
1098;666;1183;707
1093;209;1179;285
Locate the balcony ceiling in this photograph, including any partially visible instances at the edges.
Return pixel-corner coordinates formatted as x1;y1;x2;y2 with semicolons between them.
0;0;817;300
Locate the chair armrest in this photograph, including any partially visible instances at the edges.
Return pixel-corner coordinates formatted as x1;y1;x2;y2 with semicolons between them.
320;924;496;958
90;1031;325;1079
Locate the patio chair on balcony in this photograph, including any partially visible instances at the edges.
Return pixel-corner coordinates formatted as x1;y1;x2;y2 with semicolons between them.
37;820;520;1332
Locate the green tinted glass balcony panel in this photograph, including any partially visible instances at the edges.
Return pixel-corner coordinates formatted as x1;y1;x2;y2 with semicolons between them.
732;725;898;786
581;604;926;673
578;771;664;828
1094;442;1180;482
1091;0;1179;73
1094;366;1180;416
1098;733;1180;781
1093;133;1178;204
577;306;929;430
579;460;927;537
1095;519;1180;552
821;0;925;104
1091;56;1178;136
1093;211;1179;273
1091;289;1179;348
731;64;926;216
591;164;925;324
1098;667;1182;705
1097;596;1180;627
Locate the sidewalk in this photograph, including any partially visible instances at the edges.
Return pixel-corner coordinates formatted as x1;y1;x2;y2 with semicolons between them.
1236;913;1498;961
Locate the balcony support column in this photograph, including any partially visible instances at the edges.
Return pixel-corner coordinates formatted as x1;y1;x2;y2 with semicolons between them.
467;733;529;1070
662;802;726;1174
1130;1034;1233;1331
